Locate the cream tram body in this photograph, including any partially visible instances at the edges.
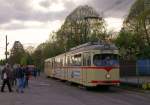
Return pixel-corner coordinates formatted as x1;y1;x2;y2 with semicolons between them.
44;42;120;87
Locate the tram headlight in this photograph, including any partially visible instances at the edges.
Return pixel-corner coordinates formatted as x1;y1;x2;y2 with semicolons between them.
106;73;111;79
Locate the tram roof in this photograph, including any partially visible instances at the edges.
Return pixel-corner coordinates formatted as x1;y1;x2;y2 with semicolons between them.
68;42;118;54
45;42;118;60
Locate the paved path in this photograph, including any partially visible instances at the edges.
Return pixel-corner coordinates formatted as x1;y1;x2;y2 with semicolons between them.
0;75;150;105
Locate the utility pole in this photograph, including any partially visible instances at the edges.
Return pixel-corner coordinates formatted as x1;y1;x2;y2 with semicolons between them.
5;35;9;63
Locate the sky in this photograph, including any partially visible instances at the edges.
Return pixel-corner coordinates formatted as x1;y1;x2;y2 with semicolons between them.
0;0;135;59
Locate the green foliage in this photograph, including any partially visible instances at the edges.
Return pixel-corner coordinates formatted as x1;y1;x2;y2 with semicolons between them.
20;53;33;65
0;59;6;65
55;5;107;50
8;41;25;65
115;31;138;60
124;0;150;46
9;50;26;65
8;41;33;65
137;46;150;59
20;55;27;65
119;0;150;60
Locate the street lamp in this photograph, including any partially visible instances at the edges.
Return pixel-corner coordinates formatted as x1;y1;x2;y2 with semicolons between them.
5;35;9;63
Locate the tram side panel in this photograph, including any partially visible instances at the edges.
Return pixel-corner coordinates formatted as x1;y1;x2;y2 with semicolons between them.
52;58;66;80
66;53;86;85
62;57;67;80
48;61;53;77
81;52;95;86
66;67;102;87
44;61;51;77
63;67;68;81
44;63;49;77
51;59;56;78
52;67;65;80
66;52;95;86
82;68;95;86
66;66;84;85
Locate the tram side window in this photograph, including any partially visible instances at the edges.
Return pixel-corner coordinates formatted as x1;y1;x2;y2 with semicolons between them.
87;56;91;66
52;59;55;68
60;59;63;67
83;57;86;66
67;57;70;66
63;58;65;66
55;58;62;67
53;59;56;68
83;54;91;66
56;58;61;67
50;61;52;66
51;60;53;68
48;61;51;68
71;54;82;66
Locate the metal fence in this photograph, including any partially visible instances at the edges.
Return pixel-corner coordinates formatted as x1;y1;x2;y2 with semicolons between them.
120;60;150;89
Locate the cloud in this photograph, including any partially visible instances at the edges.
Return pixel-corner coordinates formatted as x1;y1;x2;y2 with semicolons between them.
0;0;136;59
0;20;45;30
0;0;73;28
0;0;31;24
0;19;63;31
39;0;51;8
87;0;135;18
0;0;135;30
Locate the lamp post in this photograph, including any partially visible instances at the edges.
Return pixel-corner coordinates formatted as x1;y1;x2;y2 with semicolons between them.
5;35;9;63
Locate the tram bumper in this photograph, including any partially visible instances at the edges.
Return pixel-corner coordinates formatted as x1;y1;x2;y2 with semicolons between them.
88;80;120;86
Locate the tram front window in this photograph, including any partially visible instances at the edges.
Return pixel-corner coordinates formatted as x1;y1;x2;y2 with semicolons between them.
93;54;119;66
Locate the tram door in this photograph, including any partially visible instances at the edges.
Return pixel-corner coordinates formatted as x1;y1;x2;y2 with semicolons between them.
82;52;91;86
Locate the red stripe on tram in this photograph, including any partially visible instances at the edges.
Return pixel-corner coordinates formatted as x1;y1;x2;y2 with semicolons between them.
63;66;119;72
82;67;113;72
90;80;120;84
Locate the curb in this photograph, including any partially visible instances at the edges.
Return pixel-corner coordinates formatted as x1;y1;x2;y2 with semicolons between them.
119;82;150;93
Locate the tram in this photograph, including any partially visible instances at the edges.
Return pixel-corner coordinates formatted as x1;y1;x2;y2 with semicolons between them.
44;42;120;87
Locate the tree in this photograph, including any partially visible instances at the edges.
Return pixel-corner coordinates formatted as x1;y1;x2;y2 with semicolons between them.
25;46;35;54
8;41;26;65
0;59;6;65
123;0;150;46
119;0;150;59
115;31;138;60
32;49;43;70
137;8;150;46
20;53;33;65
56;5;107;50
